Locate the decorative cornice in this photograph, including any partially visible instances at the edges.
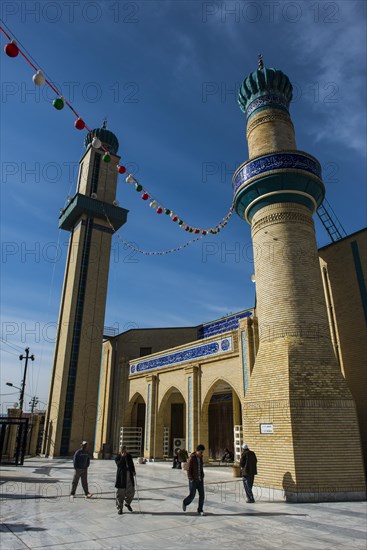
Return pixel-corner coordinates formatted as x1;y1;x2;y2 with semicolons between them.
251;208;314;235
245;190;317;223
246;111;294;138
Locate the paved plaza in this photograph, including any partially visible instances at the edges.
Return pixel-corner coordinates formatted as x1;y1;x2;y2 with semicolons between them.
0;458;366;549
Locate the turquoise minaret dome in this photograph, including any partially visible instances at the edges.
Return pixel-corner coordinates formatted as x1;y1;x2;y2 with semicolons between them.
238;55;293;119
85;119;119;154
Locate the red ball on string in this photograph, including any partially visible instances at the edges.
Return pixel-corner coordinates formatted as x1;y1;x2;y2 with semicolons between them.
4;41;19;58
117;165;126;174
171;216;178;222
74;118;85;130
202;230;207;235
185;226;190;231
141;192;149;200
156;207;163;214
194;229;200;234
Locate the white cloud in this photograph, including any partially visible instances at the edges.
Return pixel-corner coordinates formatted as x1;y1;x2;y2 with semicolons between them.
291;1;366;156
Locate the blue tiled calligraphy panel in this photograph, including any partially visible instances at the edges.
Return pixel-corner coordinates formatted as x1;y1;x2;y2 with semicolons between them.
130;337;233;375
198;311;252;339
233;153;321;195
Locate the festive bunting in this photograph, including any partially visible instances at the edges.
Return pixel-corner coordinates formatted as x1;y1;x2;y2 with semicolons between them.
102;204;206;256
32;70;45;86
92;137;102;149
74;117;85;130
0;23;234;244
4;40;18;57
53;97;64;110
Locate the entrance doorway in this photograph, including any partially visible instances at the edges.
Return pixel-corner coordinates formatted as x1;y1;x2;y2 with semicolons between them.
171;403;184;455
208;393;233;459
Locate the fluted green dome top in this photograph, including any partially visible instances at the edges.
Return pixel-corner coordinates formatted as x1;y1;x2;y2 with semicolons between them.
85;121;119;155
238;56;293;119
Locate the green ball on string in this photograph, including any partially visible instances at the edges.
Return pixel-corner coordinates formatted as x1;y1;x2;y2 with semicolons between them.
103;153;111;163
165;209;171;215
135;183;143;192
53;97;64;110
178;220;183;225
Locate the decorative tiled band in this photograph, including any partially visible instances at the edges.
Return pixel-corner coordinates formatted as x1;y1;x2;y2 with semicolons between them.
199;310;252;339
130;337;233;375
233;152;322;194
245;93;290;119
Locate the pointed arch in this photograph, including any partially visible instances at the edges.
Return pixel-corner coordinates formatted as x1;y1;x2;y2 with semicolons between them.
125;391;145;421
156;386;187;459
201;378;242;460
123;391;146;455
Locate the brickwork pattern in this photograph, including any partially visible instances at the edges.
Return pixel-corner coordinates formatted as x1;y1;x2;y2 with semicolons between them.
246;108;296;159
243;203;366;494
318;230;367;473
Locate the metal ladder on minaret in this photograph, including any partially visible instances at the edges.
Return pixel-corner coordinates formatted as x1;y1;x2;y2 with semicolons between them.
317;197;347;242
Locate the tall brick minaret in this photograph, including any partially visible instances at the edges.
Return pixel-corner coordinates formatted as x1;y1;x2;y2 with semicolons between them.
233;56;365;501
43;123;128;456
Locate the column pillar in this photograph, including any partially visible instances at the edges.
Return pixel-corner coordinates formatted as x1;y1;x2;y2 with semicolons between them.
185;365;200;454
144;374;158;459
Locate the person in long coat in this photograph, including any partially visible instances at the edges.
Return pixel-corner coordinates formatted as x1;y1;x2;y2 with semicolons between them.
115;446;136;514
240;443;257;503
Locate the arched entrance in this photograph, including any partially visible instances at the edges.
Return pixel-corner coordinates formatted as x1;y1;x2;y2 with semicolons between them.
156;387;186;458
202;380;242;460
125;393;146;455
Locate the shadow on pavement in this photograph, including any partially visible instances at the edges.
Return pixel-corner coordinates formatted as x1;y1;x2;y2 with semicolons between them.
134;511;309;516
1;523;47;532
1;494;59;500
0;476;61;483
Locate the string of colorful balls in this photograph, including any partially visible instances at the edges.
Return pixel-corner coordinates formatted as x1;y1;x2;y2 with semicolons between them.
3;32;233;236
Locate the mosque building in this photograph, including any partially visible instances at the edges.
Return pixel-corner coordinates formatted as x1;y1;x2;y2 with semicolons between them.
43;59;366;502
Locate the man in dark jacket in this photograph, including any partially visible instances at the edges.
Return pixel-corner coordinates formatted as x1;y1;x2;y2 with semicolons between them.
240;443;257;503
182;444;206;516
70;441;93;499
115;446;136;514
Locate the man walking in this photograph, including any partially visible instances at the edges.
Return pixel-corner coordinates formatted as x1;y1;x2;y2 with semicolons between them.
240;443;257;503
70;441;93;499
182;444;206;516
115;446;136;514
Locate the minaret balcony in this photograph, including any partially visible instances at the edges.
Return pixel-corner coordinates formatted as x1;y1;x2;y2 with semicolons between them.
59;193;128;231
233;151;325;223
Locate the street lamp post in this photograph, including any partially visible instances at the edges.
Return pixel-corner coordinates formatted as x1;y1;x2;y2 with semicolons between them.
5;348;35;464
18;348;35;414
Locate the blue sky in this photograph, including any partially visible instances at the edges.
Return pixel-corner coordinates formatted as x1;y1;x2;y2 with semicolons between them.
1;0;366;409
